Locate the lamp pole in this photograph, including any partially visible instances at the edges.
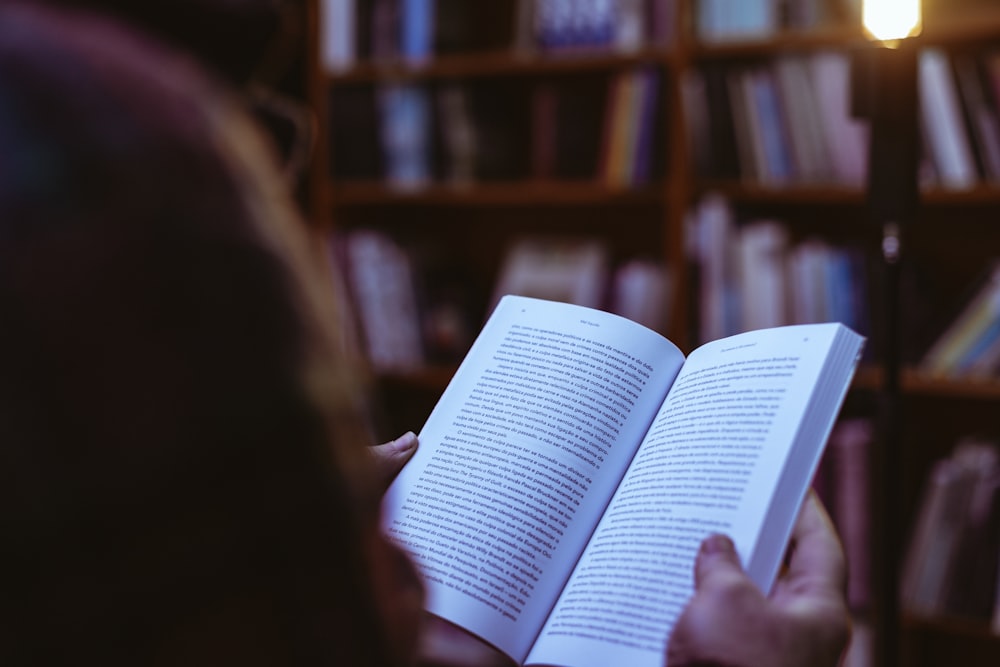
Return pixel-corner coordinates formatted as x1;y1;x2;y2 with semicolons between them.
855;2;922;666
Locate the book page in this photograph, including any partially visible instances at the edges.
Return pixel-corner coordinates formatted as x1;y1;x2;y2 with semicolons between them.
527;323;861;667
382;296;686;664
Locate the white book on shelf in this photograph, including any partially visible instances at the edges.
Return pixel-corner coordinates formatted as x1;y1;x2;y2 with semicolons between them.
774;55;833;183
919;48;978;190
609;259;672;335
737;219;790;332
320;0;356;72
787;239;832;325
808;50;869;186
692;193;738;343
613;0;646;52
343;230;425;370
490;236;610;315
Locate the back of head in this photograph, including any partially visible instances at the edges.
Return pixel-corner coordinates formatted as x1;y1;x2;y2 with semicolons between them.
0;4;401;665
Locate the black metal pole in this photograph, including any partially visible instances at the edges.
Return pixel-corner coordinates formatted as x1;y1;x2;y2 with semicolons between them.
853;41;920;667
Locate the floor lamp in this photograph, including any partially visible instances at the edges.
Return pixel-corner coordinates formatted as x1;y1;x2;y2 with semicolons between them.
853;2;922;666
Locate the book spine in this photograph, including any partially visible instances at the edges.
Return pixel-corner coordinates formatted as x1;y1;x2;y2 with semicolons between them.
919;48;978;189
808;50;868;186
320;0;357;72
401;0;435;62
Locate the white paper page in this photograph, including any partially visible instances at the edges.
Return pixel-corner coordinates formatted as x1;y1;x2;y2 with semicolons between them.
382;296;686;664
527;323;860;667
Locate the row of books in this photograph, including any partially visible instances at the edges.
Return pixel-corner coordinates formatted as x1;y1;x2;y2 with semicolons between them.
333;230;671;371
320;0;674;71
682;44;1000;191
524;0;674;53
919;262;1000;378
322;0;438;69
695;0;861;43
919;47;1000;190
329;71;664;188
901;438;1000;627
689;193;871;344
682;50;869;186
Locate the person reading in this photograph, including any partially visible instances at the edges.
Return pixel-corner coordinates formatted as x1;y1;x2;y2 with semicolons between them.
1;2;852;666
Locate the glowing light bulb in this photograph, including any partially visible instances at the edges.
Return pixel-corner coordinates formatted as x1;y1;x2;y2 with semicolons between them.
863;0;922;43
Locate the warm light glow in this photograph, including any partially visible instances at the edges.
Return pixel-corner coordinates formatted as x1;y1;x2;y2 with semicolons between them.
863;0;922;43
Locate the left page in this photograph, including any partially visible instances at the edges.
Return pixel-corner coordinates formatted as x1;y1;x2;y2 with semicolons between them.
382;295;686;664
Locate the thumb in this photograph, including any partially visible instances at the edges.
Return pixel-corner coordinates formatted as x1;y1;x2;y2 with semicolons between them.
693;534;748;590
370;431;418;489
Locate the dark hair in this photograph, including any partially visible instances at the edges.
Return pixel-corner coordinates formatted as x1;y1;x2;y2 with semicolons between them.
0;4;398;665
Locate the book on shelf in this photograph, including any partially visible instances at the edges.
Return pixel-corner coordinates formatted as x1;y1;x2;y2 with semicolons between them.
367;0;437;63
695;0;860;41
696;0;778;43
378;82;433;189
745;66;796;184
384;294;865;667
520;0;665;54
320;0;357;72
401;0;436;62
919;262;1000;378
599;67;661;187
808;50;868;186
688;194;870;343
951;51;1000;184
683;52;867;185
436;83;478;185
901;438;1000;621
687;64;742;179
533;0;616;52
919;48;979;190
335;229;425;371
490;237;610;315
773;54;833;183
608;258;672;335
491;234;672;336
813;417;873;611
737;219;790;331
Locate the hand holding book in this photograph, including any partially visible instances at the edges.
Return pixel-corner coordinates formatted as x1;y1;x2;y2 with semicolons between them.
666;492;850;667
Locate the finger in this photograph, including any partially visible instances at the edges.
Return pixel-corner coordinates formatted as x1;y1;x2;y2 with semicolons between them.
693;533;751;592
370;431;418;488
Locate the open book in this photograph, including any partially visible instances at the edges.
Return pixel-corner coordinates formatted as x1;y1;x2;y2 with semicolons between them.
382;295;864;667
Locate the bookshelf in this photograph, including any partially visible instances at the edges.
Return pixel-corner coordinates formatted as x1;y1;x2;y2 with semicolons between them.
312;1;1000;664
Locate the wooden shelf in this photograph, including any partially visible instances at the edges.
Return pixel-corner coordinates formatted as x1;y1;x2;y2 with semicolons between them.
326;48;673;84
696;181;866;204
328;181;667;207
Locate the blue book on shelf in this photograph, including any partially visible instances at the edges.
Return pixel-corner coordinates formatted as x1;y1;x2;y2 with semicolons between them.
751;68;795;183
401;0;435;62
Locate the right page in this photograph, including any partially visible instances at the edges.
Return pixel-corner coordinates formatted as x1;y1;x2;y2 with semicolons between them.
526;323;864;667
